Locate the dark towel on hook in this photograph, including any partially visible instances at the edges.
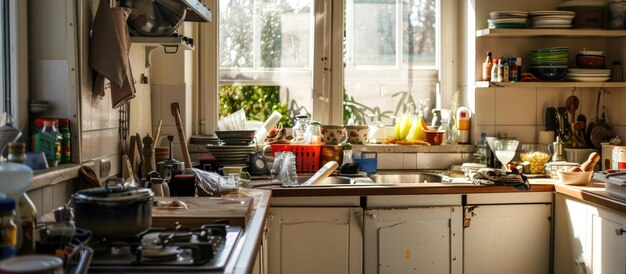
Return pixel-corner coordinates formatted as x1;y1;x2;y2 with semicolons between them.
90;0;135;108
469;168;531;191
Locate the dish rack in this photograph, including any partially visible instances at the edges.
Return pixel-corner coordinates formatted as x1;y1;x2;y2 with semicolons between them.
270;144;321;173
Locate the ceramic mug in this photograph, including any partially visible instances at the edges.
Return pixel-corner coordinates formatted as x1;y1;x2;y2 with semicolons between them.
345;125;369;144
321;125;347;145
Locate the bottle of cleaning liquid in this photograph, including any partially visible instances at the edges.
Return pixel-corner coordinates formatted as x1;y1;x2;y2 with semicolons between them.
482;52;493;81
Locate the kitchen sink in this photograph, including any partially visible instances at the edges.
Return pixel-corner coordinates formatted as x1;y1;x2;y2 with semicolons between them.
368;172;446;184
293;176;376;186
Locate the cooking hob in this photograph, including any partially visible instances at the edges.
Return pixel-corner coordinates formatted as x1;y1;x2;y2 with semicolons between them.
86;223;243;273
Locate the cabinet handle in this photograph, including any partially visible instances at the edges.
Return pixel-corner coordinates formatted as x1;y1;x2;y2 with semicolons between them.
616;228;625;236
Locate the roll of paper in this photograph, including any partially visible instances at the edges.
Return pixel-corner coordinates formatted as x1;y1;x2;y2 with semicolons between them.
255;111;282;144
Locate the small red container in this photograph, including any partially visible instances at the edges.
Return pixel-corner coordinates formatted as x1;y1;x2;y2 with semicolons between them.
270;144;321;173
424;130;445;145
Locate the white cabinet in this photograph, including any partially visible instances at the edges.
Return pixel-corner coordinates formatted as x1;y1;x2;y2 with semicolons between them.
363;206;463;274
266;207;362;274
555;193;626;274
463;204;552;274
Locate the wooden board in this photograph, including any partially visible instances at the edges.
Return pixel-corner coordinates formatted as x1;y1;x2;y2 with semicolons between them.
152;196;253;228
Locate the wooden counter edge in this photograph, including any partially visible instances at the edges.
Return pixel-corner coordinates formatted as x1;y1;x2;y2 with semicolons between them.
227;188;272;274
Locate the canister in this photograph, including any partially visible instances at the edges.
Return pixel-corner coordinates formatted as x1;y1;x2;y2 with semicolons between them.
612;146;626;169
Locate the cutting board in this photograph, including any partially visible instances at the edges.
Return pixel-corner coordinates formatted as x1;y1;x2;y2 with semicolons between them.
152;196;253;228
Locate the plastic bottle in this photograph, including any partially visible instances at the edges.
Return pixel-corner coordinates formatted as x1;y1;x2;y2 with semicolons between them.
508;57;518;82
474;132;487;164
0;198;17;259
482;52;493;81
57;119;71;164
491;58;500;82
497;58;505;82
456;107;471;144
16;194;36;255
501;57;509;82
36;121;62;167
516;57;523;81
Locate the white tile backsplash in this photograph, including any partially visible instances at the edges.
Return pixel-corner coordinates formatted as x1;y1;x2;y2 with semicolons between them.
475;88;495;125
378;153;403;169
495;125;536;144
535;87;583;126
495;87;537;125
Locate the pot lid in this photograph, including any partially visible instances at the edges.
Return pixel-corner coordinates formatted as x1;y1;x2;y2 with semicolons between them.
75;185;154;202
557;0;607;7
0;255;62;272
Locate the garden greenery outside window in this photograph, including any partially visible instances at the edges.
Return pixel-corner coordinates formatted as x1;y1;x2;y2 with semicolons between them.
207;0;454;133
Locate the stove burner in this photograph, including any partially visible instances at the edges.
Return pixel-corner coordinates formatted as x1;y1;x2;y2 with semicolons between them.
86;223;243;272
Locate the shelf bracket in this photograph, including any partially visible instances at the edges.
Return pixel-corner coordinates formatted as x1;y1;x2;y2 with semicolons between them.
142;45;181;68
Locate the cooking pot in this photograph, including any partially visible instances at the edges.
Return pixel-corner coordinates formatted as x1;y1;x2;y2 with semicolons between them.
72;177;154;240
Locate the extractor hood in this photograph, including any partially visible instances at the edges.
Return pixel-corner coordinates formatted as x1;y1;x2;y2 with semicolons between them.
178;0;211;22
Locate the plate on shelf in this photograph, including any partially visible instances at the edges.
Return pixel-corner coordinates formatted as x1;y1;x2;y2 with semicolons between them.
567;73;610;77
568;68;611;74
531;25;572;29
529;10;575;16
531;19;573;25
490;11;528;18
488;18;528;24
530;15;575;20
567;76;610;82
489;23;527;29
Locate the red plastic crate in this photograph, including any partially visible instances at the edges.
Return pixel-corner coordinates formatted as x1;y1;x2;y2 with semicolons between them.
270;144;321;173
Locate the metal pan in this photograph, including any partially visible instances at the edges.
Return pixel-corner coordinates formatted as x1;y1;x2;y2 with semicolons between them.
586;89;611;149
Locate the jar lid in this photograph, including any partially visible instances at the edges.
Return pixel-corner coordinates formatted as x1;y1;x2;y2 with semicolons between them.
33;118;59;128
0;198;16;211
295;114;310;119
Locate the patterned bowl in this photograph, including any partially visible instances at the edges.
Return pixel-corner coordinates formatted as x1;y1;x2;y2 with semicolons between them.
321;125;347;145
345;126;369;144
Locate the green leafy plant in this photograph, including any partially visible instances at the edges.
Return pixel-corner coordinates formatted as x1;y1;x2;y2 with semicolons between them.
219;85;293;127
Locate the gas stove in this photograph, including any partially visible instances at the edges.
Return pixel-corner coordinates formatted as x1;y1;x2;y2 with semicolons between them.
85;223;243;273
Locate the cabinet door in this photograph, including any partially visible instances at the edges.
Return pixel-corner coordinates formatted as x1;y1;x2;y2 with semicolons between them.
364;207;463;274
591;208;626;274
463;204;551;274
555;194;591;274
266;207;363;274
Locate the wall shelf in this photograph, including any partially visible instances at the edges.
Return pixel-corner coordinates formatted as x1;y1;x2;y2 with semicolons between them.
475;81;626;88
130;36;194;68
476;28;626;38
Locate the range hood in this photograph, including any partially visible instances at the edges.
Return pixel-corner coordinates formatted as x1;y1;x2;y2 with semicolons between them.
178;0;212;22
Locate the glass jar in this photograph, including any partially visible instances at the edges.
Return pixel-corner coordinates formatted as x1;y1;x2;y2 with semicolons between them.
0;198;17;259
520;144;551;174
291;114;310;144
305;121;322;144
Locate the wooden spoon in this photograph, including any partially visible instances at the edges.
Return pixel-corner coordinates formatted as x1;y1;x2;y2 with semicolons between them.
565;94;580;124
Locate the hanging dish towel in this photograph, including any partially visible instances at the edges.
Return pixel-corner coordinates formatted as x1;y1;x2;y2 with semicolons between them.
89;0;135;108
469;168;531;191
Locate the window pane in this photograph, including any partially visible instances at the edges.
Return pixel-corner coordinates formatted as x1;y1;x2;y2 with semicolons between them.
402;0;436;66
351;0;396;66
219;0;254;67
218;0;314;126
0;2;5;115
345;0;438;126
260;0;311;68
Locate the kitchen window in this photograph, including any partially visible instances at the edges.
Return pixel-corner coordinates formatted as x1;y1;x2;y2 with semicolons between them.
200;0;457;133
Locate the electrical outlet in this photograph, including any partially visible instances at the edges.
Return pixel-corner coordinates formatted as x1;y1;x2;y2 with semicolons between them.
100;159;111;178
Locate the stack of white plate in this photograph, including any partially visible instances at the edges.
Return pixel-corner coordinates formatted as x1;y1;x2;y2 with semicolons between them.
567;68;611;82
205;144;255;166
488;11;528;29
529;11;575;29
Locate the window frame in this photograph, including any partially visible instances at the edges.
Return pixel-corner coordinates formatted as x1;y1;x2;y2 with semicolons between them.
199;0;457;134
1;0;27;129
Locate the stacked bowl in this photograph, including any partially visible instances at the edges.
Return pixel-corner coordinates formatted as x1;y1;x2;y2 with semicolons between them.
567;49;610;82
530;47;568;81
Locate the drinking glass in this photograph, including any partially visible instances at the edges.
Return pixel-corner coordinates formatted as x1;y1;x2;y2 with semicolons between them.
493;139;519;172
